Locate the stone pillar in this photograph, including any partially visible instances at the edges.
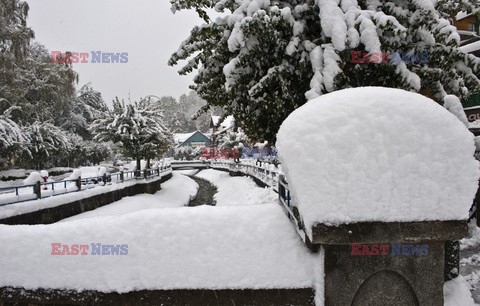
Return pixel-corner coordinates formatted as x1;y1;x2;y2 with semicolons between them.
311;221;467;306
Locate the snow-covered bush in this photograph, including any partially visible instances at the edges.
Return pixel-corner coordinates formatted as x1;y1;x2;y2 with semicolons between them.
218;128;249;151
20;121;71;170
173;146;202;161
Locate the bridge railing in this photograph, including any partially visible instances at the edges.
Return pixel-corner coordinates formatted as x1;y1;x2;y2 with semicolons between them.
0;166;172;207
208;159;309;243
208;160;280;191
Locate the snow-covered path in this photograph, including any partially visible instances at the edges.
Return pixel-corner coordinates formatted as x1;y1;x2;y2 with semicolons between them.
195;169;277;206
460;221;480;303
61;172;198;222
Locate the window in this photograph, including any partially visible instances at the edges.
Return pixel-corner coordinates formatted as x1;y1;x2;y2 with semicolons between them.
191;142;206;148
468;23;476;32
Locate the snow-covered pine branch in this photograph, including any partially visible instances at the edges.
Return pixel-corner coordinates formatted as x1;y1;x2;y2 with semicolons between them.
170;0;480;142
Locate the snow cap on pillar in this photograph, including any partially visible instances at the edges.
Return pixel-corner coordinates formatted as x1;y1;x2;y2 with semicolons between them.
276;87;479;235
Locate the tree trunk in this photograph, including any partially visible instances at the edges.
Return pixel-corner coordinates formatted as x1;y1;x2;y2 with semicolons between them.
133;157;140;178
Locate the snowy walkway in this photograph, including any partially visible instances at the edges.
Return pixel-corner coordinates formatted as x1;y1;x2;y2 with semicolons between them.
460;222;480;303
0;168;320;293
195;169;277;206
0;204;317;292
61;172;198;222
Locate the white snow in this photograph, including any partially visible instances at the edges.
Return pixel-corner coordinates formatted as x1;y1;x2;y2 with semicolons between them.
444;275;477;306
23;172;42;185
444;95;469;127
0;171;172;219
460;40;480;53
195;169;277;206
456;11;472;21
64;169;82;181
276;87;480;232
461;221;480;250
0;169;26;179
79;166;107;179
61;172;198;221
0;204;317;292
213;115;235;135
174;132;195;145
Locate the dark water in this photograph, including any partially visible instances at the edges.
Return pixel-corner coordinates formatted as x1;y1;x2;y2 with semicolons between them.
186;173;217;207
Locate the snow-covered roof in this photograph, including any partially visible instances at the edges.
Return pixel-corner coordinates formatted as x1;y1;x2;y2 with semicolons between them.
458;30;478;37
460;40;480;53
211;115;234;129
456;11;473;21
277;87;479;230
175;130;211;147
174;132;196;144
213;115;235;135
220;116;234;129
211;115;221;126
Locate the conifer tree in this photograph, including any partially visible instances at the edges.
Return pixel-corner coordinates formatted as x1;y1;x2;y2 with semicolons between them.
170;0;480;142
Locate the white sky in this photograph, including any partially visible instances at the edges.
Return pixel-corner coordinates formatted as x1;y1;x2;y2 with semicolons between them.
25;0;206;105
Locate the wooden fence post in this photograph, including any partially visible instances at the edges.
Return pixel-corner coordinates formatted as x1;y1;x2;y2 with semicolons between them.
120;171;124;182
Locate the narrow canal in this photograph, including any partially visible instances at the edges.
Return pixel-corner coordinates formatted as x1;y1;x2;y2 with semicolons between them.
187;171;217;206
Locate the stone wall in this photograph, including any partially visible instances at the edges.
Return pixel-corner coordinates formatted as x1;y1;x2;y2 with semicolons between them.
0;173;172;225
0;287;314;306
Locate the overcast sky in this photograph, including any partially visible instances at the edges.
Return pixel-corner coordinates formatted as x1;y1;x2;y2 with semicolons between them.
25;0;206;105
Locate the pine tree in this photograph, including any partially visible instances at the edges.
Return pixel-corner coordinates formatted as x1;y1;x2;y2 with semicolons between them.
218;128;249;150
170;0;480;142
91;98;173;171
0;0;111;169
0;0;34;113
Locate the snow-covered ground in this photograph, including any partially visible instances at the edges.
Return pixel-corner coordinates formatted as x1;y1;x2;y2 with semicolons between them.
0;170;172;219
460;220;480;303
61;172;198;221
444;275;478;306
0;169;320;294
195;169;277;206
0;204;318;292
0;166;477;304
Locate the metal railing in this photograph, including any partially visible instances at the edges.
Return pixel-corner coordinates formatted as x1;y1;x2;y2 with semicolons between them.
208;160;280;191
0;166;172;207
208;160;310;243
